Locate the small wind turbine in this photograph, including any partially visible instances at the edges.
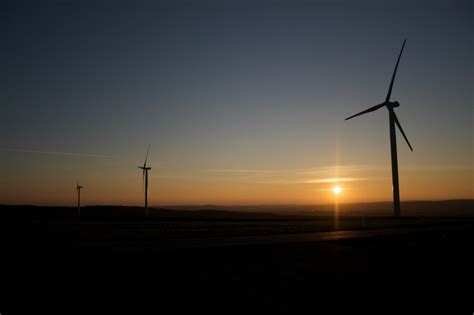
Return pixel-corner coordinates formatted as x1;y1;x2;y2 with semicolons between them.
345;39;413;217
76;181;83;217
138;145;151;217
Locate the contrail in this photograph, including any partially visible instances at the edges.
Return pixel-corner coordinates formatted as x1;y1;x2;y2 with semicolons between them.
0;148;112;159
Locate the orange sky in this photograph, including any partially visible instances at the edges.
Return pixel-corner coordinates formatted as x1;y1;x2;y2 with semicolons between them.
1;154;472;206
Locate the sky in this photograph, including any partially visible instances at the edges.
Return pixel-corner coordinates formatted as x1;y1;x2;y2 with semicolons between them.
1;0;472;206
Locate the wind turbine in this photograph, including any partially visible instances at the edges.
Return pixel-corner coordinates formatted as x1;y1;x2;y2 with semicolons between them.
76;181;83;217
138;145;151;217
345;39;413;217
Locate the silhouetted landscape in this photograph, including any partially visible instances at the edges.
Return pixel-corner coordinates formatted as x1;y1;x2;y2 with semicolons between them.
2;199;473;217
1;200;474;313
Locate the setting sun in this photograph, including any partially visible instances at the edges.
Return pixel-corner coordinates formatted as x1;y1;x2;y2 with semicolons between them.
332;186;342;194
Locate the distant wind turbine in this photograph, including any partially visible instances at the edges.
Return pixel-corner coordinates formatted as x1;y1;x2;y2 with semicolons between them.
76;181;83;217
345;39;413;217
138;145;152;217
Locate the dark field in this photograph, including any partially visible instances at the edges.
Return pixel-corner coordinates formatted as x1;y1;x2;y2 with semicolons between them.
1;205;473;313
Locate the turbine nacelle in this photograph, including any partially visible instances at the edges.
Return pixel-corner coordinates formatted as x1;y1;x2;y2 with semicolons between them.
388;101;400;108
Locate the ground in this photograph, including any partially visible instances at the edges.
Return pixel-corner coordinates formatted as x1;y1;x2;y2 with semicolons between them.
1;214;473;313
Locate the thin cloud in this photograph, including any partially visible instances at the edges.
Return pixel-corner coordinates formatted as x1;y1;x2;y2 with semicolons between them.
260;177;372;185
303;177;370;184
203;165;379;185
204;169;279;173
404;164;473;171
0;148;112;159
204;165;378;175
295;165;378;175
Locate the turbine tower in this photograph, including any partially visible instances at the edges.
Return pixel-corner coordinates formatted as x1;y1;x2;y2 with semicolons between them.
76;181;83;217
138;145;151;217
345;39;413;217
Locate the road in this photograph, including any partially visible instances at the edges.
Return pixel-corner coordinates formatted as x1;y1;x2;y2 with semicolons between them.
71;223;470;252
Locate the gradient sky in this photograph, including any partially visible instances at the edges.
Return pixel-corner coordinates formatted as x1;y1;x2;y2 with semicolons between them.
1;0;472;206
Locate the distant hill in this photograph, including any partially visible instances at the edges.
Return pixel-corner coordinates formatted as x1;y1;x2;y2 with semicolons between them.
0;205;281;220
165;200;474;217
0;200;472;220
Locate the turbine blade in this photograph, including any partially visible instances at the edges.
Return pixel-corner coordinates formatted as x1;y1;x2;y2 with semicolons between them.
144;144;150;167
393;112;413;151
385;39;406;103
142;169;145;191
345;103;385;120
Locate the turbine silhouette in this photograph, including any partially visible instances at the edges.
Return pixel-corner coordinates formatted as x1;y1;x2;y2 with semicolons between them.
138;145;151;217
76;181;83;217
345;39;413;217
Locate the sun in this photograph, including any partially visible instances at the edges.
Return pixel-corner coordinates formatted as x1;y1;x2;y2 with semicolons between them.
332;186;342;194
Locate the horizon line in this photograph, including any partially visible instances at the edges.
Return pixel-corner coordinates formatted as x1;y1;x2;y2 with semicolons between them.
2;198;472;208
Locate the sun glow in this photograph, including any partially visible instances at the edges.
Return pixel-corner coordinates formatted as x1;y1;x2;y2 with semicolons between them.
332;186;342;194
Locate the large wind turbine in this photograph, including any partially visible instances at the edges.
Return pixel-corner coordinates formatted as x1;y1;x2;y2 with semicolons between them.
138;145;151;217
76;181;83;217
345;39;413;217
